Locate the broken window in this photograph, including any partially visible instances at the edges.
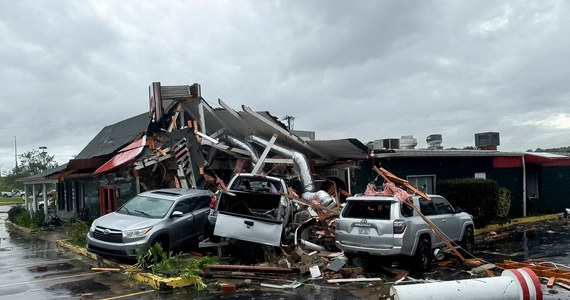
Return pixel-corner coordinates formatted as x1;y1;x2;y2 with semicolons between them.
432;197;454;214
419;198;437;216
342;201;392;220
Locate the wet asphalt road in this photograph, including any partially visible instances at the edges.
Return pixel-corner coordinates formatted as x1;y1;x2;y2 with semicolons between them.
0;205;158;299
2;203;570;299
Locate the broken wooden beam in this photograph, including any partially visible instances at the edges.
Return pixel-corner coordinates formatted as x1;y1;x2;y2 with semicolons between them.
205;265;294;273
547;276;556;288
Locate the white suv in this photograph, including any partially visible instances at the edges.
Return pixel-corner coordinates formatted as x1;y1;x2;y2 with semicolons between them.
335;194;474;270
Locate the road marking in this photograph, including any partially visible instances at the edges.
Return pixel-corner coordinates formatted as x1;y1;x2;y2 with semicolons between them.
0;258;75;270
100;290;156;299
0;271;105;289
0;248;60;257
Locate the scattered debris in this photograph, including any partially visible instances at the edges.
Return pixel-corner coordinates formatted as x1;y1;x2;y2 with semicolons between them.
309;265;321;278
260;280;303;289
204;264;296;281
220;282;236;294
327;258;346;272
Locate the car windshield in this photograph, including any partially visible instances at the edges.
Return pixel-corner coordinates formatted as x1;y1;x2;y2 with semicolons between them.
232;176;282;193
118;195;174;219
342;200;392;220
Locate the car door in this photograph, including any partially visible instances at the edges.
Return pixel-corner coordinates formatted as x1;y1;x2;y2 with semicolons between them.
170;198;196;246
418;198;444;247
431;197;461;241
187;195;211;236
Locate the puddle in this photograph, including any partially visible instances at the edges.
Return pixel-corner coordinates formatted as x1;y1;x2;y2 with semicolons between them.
476;219;570;265
48;278;110;294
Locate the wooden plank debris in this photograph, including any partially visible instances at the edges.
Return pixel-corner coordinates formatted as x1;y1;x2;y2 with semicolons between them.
91;267;143;273
547;276;556;288
326;278;382;284
251;133;278;174
497;259;570;283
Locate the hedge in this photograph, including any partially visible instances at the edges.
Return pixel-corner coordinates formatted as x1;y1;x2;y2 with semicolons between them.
437;178;502;228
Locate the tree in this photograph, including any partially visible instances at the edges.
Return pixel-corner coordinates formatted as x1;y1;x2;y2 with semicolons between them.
1;149;58;189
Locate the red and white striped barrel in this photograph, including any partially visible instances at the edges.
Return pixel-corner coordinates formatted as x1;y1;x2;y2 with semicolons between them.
390;268;543;300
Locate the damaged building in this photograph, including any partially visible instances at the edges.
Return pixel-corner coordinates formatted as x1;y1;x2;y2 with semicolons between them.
19;82;368;225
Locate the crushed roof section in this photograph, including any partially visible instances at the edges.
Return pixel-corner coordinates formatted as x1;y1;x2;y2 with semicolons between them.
307;139;368;160
75;112;150;159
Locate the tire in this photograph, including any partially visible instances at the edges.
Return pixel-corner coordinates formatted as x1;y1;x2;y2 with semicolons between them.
413;238;433;271
151;236;170;254
461;227;475;254
343;252;358;260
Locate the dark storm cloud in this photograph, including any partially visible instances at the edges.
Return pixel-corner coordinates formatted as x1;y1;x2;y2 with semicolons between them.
1;0;569;171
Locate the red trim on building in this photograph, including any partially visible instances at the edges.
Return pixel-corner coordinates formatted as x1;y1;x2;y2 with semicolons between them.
493;157;522;168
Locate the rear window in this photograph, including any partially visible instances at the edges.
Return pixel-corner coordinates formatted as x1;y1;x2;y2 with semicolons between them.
342;200;392;220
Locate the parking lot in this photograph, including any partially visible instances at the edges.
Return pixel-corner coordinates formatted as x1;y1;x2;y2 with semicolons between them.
3;203;570;299
0;206;160;299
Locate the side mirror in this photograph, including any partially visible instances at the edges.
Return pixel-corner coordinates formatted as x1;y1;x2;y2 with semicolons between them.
171;211;183;218
455;207;464;213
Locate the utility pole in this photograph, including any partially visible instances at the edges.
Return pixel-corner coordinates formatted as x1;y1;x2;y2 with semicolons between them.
14;136;18;168
283;115;296;131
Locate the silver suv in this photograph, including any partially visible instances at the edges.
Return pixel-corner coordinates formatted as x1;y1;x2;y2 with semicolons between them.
335;194;474;270
86;188;212;258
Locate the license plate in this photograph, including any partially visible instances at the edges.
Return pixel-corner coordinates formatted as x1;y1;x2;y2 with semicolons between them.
357;227;370;235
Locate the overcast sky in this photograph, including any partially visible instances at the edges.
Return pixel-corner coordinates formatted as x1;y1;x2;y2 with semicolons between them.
1;1;569;172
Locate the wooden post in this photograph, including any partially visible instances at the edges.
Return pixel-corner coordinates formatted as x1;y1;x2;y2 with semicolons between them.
251;133;278;174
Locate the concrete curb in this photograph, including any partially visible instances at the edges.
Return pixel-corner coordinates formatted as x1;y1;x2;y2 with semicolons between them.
55;239;202;290
474;213;561;236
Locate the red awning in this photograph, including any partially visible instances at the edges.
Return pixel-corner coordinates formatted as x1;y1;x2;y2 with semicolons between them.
94;135;146;175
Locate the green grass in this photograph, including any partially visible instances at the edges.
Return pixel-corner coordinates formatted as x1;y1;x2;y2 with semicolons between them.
0;197;25;205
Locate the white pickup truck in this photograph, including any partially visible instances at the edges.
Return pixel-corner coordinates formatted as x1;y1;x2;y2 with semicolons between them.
208;173;293;246
2;189;25;198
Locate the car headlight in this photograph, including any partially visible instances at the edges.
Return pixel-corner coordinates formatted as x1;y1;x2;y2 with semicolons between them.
90;222;97;233
122;227;153;238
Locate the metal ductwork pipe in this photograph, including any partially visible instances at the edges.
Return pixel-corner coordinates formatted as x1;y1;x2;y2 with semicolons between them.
302;190;337;208
245;135;315;192
220;135;259;164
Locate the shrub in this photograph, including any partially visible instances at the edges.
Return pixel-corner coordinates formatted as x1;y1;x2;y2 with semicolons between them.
134;243;216;290
7;205;26;223
67;220;89;247
437;178;501;228
8;206;44;229
496;187;511;219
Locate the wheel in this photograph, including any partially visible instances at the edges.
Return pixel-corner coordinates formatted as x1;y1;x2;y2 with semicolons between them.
413;238;433;271
343;252;358;260
150;237;170;256
461;227;475;254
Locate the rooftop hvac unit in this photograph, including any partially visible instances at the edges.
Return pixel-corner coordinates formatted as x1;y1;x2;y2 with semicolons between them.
372;138;400;150
475;132;500;148
427;134;443;150
383;138;400;150
400;135;417;149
